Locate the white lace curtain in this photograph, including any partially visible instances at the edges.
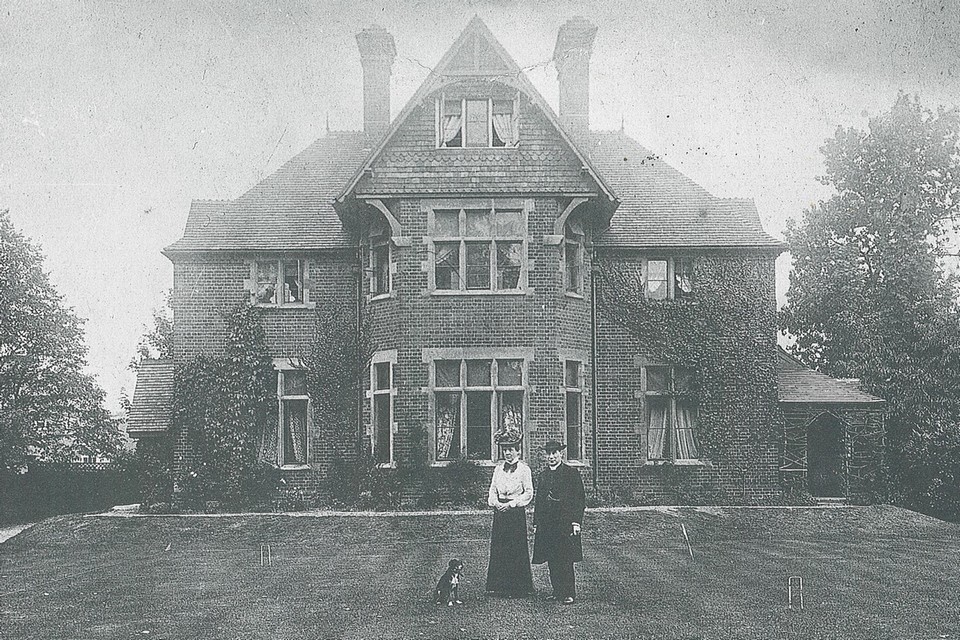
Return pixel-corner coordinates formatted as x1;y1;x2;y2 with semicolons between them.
492;112;518;146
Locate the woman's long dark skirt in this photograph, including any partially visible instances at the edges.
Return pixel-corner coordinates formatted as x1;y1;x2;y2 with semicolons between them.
485;506;534;595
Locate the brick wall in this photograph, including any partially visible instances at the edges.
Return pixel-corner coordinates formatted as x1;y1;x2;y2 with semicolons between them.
593;250;782;500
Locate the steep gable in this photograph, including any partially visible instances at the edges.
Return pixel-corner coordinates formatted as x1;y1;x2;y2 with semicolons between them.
337;17;616;205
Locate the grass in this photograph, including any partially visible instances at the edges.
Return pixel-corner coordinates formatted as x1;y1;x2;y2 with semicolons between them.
1;505;959;639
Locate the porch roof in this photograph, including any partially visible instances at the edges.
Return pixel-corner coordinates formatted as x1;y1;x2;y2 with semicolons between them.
127;359;175;437
777;348;885;405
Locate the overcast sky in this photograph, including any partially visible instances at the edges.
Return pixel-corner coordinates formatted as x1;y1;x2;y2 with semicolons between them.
2;0;958;410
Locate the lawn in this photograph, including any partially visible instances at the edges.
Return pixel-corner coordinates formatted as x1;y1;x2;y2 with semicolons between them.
1;506;958;639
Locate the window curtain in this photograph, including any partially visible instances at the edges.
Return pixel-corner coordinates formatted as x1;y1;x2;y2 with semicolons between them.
492;113;518;146
284;401;307;464
675;403;699;459
442;115;462;146
647;402;668;459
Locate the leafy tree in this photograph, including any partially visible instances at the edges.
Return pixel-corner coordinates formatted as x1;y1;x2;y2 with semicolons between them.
780;94;960;511
134;289;174;363
0;210;120;469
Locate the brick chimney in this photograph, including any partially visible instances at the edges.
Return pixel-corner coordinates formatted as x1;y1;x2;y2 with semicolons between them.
554;17;597;133
356;26;397;139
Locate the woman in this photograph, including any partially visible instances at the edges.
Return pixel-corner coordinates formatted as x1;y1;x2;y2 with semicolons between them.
485;435;535;597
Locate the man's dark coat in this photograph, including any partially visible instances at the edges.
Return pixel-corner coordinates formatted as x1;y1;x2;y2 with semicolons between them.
532;463;586;564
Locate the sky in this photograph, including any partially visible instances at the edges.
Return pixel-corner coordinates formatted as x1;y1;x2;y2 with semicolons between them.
1;0;958;411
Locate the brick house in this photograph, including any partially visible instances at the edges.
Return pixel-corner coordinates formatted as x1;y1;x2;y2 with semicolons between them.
128;17;884;501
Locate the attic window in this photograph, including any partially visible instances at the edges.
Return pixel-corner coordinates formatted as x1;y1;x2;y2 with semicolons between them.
437;97;518;148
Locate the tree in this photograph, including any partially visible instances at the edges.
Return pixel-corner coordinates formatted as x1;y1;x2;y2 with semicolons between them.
780;94;960;510
0;210;120;469
134;289;173;363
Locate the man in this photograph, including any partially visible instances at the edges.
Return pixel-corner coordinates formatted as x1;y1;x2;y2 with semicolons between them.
532;440;586;605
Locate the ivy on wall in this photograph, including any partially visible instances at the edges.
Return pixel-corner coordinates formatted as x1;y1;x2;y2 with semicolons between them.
172;303;280;508
596;252;781;477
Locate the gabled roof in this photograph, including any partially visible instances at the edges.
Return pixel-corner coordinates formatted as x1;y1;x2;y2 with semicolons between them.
127;359;175;436
164;21;785;254
777;348;885;405
335;16;617;206
583;130;783;249
165;132;369;254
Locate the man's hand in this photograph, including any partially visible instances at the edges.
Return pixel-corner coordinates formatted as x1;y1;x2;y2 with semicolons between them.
571;523;581;536
495;502;510;513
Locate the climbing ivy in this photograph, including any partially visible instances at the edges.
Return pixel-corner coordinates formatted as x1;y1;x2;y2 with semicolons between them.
172;302;280;509
596;252;781;481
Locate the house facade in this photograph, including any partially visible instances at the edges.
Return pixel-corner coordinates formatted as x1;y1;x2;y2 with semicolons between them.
128;17;884;501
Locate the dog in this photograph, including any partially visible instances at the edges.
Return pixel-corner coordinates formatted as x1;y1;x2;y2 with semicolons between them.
434;559;464;606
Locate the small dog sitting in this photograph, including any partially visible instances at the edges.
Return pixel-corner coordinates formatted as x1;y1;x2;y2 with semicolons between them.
434;559;464;606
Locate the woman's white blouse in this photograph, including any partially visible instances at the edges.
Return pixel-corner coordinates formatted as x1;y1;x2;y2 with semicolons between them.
487;460;534;508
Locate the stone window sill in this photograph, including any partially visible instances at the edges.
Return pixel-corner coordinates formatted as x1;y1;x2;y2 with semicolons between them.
645;459;713;468
431;290;526;297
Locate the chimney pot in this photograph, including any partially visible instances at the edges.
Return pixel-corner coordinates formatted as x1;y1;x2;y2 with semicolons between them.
554;17;597;133
356;26;397;139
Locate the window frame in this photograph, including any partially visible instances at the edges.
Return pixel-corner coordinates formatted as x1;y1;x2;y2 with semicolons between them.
370;354;396;467
368;223;392;299
428;203;527;295
431;357;527;464
252;259;309;307
435;95;519;149
564;360;584;462
642;365;700;464
276;365;310;469
642;257;695;301
563;223;585;296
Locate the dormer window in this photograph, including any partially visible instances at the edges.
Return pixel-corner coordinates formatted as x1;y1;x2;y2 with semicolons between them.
437;96;518;148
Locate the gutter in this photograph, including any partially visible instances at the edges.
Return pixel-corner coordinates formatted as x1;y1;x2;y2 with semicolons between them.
590;244;600;491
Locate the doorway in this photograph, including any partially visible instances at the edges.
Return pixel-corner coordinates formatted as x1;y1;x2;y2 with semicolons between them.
806;412;846;497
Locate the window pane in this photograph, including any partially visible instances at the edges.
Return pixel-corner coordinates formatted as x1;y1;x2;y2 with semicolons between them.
283;261;303;303
465;242;491;289
372;244;389;295
435;391;461;461
466;391;492;460
466;360;491;387
492;99;514;115
646;366;670;392
675;368;695;394
496;242;522;289
676;401;699;459
282;399;308;465
675;258;694;299
465;99;489;147
441;101;462;148
255;261;278;304
566;391;582;460
498;390;523;441
435;242;461;290
497;359;523;386
565;240;581;293
646;259;668;300
283;370;307;396
435;360;461;387
565;361;580;388
435;210;460;236
465;209;492;236
374;362;391;391
496;210;523;236
374;394;391;464
647;397;669;460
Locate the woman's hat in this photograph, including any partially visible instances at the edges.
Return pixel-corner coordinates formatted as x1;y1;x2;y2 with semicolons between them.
543;440;567;453
495;426;522;447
